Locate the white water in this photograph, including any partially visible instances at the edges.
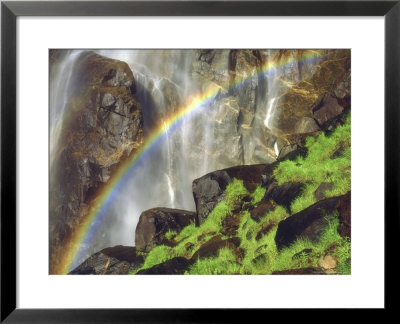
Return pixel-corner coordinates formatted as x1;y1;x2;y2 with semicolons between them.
50;50;286;267
49;50;83;169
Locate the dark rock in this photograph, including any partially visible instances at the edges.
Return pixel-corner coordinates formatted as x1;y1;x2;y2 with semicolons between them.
69;245;144;275
314;182;334;201
313;94;344;128
221;215;241;236
277;144;308;162
136;257;193;275
192;170;231;226
272;267;325;275
275;196;342;250
191;235;241;261
135;208;196;252
338;191;351;238
250;201;275;222
255;222;277;241
264;181;304;212
192;164;276;225
292;248;313;261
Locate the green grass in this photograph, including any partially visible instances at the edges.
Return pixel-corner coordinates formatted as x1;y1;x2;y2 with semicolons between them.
274;113;351;213
132;114;351;275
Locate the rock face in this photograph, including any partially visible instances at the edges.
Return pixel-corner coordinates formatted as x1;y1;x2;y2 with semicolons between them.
135;208;196;252
50;51;143;274
275;195;348;250
271;50;350;135
192;164;277;225
69;246;144;275
191;49;350;167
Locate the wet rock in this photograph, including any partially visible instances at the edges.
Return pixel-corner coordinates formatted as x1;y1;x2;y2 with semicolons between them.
50;51;143;274
191;235;241;261
69;245;144;275
275;196;342;250
272;267;325;275
271;50;350;134
314;182;334;201
136;257;193;275
250;201;275;222
135;208;196;252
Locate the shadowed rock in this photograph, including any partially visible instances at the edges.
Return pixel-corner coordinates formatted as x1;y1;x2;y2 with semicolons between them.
135;208;196;252
69;245;144;275
264;182;304;212
275;196;343;250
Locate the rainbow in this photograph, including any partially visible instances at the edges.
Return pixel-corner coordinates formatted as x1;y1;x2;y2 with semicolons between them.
59;50;323;274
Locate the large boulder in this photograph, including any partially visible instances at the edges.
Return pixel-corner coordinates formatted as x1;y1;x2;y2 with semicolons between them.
50;51;143;274
135;208;196;252
275;195;346;250
192;164;277;225
69;245;144;275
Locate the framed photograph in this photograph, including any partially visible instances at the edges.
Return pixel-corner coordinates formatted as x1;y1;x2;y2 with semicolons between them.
1;0;398;321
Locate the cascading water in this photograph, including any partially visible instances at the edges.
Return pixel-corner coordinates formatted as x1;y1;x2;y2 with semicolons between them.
50;49;292;269
49;50;83;169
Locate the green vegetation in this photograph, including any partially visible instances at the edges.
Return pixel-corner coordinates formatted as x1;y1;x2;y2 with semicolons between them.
274;114;351;213
132;114;351;275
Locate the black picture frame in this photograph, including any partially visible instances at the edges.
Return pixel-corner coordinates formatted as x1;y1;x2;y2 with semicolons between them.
1;0;398;322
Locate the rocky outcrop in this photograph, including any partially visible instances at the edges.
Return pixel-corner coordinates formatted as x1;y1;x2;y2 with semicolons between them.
268;50;350;135
69;246;144;275
192;164;277;225
135;208;196;252
275;194;349;250
50;51;143;274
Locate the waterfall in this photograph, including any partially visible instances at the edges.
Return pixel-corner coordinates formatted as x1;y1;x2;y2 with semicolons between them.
49;50;83;169
51;49;289;268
